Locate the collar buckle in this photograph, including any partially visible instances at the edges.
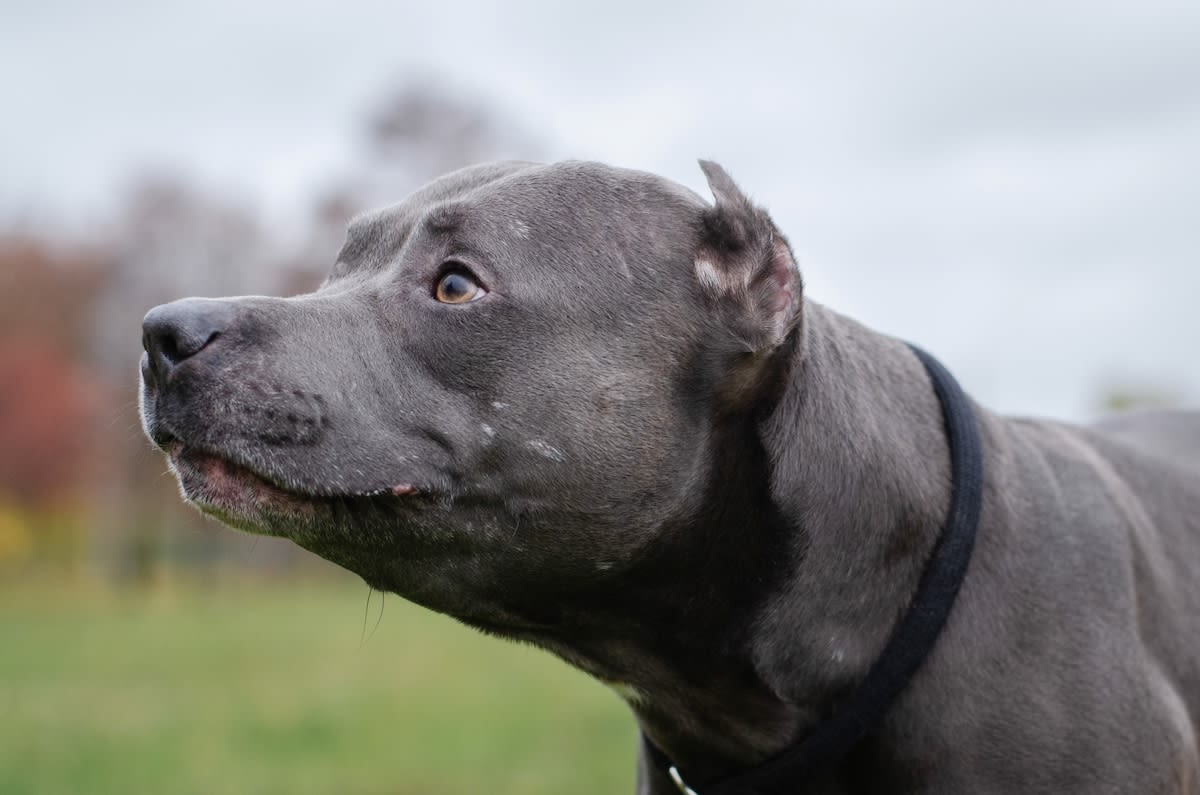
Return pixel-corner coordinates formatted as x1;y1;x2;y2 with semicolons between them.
668;765;699;795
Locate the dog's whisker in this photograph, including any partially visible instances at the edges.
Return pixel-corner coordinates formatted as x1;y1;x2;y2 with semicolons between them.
366;591;385;645
359;586;373;650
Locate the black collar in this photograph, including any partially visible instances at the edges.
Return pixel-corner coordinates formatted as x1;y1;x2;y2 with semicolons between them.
644;345;985;795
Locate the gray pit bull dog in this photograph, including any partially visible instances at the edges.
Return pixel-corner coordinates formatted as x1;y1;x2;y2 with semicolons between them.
140;160;1200;794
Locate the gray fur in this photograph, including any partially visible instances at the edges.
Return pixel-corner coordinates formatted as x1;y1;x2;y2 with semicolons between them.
140;159;1200;793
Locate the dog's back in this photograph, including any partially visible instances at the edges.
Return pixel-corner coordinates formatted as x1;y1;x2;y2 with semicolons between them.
1053;409;1200;776
1094;409;1200;479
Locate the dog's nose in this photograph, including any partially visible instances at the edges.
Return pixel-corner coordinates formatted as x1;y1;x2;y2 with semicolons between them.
142;298;235;387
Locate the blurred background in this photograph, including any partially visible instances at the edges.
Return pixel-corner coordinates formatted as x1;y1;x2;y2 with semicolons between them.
1;1;1197;793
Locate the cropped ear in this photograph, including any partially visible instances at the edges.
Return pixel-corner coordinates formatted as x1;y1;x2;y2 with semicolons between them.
694;160;803;354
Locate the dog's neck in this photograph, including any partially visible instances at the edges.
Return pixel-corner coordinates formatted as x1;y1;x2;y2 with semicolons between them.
628;301;955;788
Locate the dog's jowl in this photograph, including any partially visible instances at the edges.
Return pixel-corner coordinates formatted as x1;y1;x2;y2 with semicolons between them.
140;160;1200;794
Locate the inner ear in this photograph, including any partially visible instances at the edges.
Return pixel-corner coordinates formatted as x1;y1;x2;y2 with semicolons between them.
695;160;803;355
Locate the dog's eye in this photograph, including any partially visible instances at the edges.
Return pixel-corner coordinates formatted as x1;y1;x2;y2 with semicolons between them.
434;269;486;305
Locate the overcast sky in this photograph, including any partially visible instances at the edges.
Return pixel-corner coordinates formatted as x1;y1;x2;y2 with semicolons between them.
3;0;1198;419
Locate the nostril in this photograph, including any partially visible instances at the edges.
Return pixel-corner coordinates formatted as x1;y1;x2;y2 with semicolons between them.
160;329;218;366
159;333;182;367
141;298;235;384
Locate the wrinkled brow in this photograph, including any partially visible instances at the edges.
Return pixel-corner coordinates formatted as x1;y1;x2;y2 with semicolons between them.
337;209;409;268
331;203;469;279
424;203;467;234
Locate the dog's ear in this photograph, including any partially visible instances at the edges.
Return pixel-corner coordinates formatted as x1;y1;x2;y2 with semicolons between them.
695;160;802;354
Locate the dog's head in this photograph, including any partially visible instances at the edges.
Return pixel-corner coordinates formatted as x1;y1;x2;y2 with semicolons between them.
140;160;802;638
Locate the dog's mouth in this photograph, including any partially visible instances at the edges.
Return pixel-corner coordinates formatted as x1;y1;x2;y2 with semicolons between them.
163;440;421;534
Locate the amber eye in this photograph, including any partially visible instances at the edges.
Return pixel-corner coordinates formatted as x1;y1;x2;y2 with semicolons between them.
434;269;486;304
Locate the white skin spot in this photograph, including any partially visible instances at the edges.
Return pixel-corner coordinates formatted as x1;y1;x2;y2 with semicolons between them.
491;401;508;410
527;440;565;462
481;423;495;438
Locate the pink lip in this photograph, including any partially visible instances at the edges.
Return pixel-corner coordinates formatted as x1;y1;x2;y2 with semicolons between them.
168;445;318;521
166;444;420;526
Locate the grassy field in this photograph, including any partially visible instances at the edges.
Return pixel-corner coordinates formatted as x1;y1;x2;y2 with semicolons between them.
0;574;636;795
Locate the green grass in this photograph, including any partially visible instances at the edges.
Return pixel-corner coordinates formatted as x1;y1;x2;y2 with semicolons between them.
0;574;636;794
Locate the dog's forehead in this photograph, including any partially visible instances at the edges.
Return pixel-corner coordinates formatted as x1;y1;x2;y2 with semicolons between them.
344;160;705;255
475;162;707;237
342;161;539;249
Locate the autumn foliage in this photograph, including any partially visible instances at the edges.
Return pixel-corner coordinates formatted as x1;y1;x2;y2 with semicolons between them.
0;337;100;506
0;239;108;508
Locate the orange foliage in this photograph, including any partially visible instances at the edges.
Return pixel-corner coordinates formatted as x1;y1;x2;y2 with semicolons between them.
0;237;108;507
0;236;108;355
0;337;101;506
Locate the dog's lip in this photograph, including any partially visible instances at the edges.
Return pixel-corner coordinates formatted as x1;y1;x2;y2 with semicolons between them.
164;439;423;502
168;443;294;511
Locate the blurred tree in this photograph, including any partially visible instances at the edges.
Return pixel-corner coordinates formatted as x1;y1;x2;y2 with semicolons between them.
280;77;543;295
0;235;107;354
363;79;540;190
0;338;98;507
0;237;108;571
